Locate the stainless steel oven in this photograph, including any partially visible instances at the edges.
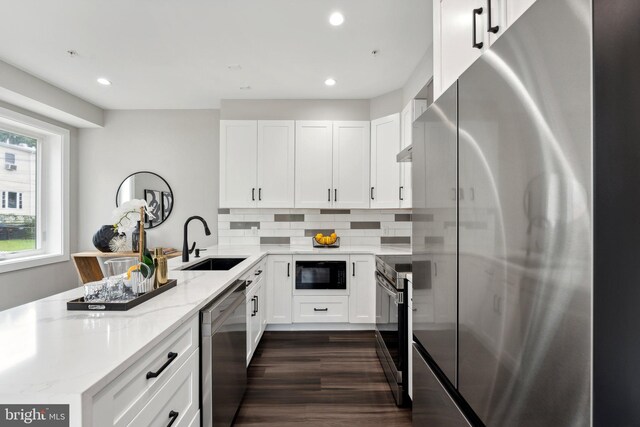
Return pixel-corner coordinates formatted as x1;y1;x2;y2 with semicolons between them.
295;260;347;290
375;255;410;407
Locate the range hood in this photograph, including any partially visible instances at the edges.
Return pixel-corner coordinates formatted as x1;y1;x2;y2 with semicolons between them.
396;144;413;162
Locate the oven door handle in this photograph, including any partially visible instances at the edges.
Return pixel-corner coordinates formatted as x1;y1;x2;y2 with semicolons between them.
376;272;402;304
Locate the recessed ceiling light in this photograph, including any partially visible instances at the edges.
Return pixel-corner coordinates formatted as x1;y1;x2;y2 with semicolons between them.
324;78;337;86
329;12;344;26
227;64;242;70
240;84;251;90
97;78;112;86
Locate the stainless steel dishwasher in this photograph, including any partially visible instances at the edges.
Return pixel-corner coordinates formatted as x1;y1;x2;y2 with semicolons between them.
201;279;247;427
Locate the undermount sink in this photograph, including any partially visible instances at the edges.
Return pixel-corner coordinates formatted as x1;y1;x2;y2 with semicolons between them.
181;257;246;271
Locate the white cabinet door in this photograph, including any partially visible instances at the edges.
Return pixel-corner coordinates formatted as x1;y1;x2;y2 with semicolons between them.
246;285;257;365
348;255;375;324
370;113;401;208
257;120;295;208
259;276;268;335
295;121;333;208
400;103;414;209
506;0;537;27
439;0;486;96
266;255;293;324
332;121;370;209
250;281;262;353
220;120;258;208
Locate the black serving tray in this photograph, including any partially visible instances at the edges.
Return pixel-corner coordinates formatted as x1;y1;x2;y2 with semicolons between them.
67;279;177;311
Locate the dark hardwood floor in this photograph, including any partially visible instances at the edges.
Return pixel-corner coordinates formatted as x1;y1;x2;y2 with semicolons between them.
233;331;412;426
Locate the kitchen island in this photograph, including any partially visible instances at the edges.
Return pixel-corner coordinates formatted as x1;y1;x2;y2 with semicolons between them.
0;244;409;426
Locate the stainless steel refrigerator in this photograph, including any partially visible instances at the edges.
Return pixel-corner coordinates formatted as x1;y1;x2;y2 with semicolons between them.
410;0;640;424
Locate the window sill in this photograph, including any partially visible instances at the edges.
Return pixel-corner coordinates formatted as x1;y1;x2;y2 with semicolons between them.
0;252;70;274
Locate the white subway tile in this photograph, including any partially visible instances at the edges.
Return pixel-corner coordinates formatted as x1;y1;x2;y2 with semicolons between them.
290;237;308;245
261;222;290;229
350;237;381;245
305;214;333;222
218;229;246;237
218;222;230;230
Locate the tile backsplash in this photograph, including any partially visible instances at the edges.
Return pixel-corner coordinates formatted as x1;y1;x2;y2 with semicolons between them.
218;208;412;246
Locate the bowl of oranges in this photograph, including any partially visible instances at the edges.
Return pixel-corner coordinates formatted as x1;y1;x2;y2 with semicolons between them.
312;232;340;248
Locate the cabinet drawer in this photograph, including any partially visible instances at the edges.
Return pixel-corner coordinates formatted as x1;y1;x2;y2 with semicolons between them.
293;296;349;323
129;349;199;427
92;316;199;427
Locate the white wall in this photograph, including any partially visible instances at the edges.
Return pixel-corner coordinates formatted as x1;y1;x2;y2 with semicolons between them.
0;100;79;312
370;89;404;120
77;110;219;252
402;46;434;105
220;99;370;121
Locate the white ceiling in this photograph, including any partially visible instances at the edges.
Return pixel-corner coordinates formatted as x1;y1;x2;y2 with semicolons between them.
0;0;431;110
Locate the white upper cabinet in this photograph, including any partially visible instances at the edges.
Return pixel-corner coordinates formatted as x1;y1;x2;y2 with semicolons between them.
257;120;295;207
370;113;401;208
220;120;258;208
220;120;294;208
506;0;537;27
434;0;537;99
295;121;334;208
332;122;370;209
437;0;486;97
296;120;370;209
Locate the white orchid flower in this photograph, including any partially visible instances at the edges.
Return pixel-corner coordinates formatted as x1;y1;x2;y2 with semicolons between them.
111;199;156;234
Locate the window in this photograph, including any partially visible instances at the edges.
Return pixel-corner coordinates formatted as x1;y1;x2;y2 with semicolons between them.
1;191;24;209
0;106;69;272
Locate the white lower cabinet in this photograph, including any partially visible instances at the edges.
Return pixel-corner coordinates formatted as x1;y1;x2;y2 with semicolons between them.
91;316;199;427
348;255;376;323
246;258;268;365
129;350;199;427
246;277;266;365
266;255;293;324
293;295;349;323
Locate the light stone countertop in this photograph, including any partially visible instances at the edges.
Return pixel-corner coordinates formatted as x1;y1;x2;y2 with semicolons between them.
0;244;410;418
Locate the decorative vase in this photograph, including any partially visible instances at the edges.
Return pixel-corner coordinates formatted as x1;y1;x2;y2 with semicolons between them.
92;225;119;252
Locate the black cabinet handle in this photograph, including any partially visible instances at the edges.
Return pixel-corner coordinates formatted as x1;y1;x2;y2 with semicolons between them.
146;352;178;379
255;295;259;313
314;308;329;312
334;189;337;202
473;8;484;49
255;269;263;276
287;262;290;277
399;186;404;201
352;262;356;277
258;188;262;201
370;187;375;200
167;410;179;427
251;296;257;316
252;188;255;201
328;188;331;202
487;0;499;33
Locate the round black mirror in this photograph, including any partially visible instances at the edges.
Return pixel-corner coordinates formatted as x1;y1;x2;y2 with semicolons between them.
116;171;173;229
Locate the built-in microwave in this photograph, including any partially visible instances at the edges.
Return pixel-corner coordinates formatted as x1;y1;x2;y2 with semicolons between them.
295;260;347;290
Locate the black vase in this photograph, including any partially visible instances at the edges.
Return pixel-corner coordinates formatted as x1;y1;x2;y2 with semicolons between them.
92;225;119;252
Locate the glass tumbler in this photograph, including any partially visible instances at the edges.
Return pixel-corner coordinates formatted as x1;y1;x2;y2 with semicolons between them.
104;257;139;301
